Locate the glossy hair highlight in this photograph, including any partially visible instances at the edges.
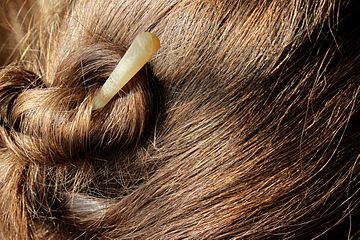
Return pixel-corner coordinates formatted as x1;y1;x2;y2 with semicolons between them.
0;0;359;239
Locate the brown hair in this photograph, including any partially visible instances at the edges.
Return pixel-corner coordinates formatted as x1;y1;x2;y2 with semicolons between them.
0;0;359;239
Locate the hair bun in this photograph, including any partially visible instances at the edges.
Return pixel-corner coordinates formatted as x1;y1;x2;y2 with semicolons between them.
0;44;159;165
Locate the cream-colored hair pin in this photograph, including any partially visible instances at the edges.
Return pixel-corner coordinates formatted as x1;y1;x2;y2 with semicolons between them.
92;32;160;110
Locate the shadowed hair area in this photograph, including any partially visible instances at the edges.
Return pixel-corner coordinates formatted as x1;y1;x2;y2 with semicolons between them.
0;0;359;239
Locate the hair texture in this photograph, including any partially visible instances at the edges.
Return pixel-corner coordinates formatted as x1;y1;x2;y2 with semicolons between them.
0;0;359;239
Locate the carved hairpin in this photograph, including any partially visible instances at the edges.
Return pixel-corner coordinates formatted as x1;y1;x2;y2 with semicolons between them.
92;32;160;110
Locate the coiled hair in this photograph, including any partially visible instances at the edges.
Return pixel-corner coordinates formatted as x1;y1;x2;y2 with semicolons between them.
0;0;359;239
